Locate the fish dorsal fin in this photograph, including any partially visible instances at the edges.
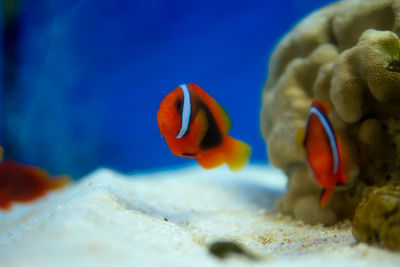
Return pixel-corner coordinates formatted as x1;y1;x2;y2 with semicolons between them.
211;100;231;133
312;99;330;114
187;83;231;133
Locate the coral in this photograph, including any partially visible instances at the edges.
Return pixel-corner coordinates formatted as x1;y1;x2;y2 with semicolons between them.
260;0;400;226
352;183;400;251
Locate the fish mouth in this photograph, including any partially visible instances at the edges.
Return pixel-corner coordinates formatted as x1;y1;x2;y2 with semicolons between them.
157;109;174;136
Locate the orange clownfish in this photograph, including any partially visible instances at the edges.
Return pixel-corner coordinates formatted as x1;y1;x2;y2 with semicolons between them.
157;83;251;171
0;158;70;211
301;100;348;207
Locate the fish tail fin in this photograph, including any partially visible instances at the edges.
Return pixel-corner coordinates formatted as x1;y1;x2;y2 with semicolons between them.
48;175;71;190
224;136;251;172
320;187;335;207
195;136;251;171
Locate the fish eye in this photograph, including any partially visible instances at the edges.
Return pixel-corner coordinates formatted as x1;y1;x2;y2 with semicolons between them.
175;98;183;113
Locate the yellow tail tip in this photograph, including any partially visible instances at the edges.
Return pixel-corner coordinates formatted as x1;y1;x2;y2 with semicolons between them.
226;138;252;172
48;175;71;190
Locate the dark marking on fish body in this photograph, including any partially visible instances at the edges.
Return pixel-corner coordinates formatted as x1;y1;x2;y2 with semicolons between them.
175;98;183;115
199;104;222;150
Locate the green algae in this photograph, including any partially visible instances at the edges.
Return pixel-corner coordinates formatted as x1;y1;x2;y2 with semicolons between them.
379;36;400;73
352;182;400;251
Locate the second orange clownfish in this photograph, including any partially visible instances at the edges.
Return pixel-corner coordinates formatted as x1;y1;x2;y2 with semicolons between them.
300;100;349;207
0;146;70;211
157;83;251;171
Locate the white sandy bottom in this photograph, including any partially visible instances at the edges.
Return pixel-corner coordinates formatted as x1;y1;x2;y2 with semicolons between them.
0;165;399;267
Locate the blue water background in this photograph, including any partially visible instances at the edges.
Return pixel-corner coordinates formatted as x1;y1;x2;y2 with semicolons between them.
3;0;336;177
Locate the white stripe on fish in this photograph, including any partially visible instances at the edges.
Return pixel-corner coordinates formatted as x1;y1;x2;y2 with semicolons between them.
176;84;191;139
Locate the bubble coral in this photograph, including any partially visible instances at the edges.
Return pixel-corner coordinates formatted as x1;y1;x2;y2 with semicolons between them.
260;0;400;231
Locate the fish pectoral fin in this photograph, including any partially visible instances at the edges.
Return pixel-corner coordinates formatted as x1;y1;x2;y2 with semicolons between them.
319;187;335;207
188;108;208;145
295;127;306;150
